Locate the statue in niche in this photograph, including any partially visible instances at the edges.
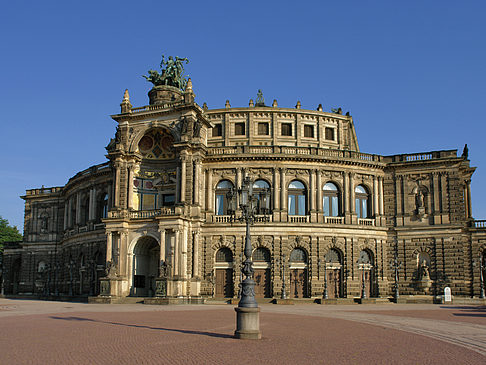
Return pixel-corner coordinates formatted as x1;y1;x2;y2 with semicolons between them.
40;212;49;233
105;260;117;278
159;260;169;279
414;185;426;216
193;120;202;137
420;259;430;280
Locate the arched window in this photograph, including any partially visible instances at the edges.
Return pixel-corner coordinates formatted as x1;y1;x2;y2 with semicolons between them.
288;180;306;216
323;182;339;217
215;180;234;216
325;248;342;264
215;247;233;262
355;185;370;218
253;180;271;215
101;193;109;219
358;250;373;266
290;247;307;263
253;247;271;262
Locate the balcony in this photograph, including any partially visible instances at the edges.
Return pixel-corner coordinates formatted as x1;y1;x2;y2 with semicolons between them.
324;216;344;224
289;215;309;223
212;215;273;223
358;218;375;226
473;220;486;228
107;207;176;219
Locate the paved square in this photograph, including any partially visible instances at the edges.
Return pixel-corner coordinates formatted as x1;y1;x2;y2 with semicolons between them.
0;299;485;364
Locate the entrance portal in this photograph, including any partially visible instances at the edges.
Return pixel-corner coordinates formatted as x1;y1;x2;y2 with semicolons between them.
289;248;309;298
132;236;160;297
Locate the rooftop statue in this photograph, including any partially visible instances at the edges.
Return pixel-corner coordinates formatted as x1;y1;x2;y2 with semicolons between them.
255;89;265;107
143;55;189;90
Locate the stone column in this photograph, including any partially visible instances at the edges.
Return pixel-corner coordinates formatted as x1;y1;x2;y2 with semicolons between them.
193;230;199;277
181;225;188;279
173;229;180;276
159;229;166;263
379;177;384;215
193;159;200;205
175;166;181;203
273;168;279;210
344;172;350;214
76;193;81;225
350;173;355;214
207;169;213;213
89;186;96;221
63;201;68;230
127;164;134;210
395;176;402;216
119;231;128;276
106;232;113;263
180;156;187;203
316;170;322;212
280;168;286;210
373;176;379;217
399;176;407;226
309;169;315;212
67;198;73;228
236;167;242;189
113;162;121;208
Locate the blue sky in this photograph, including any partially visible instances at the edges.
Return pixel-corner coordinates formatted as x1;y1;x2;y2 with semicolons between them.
1;1;485;231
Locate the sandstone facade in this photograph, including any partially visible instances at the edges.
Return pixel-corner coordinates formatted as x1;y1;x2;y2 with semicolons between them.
3;82;486;301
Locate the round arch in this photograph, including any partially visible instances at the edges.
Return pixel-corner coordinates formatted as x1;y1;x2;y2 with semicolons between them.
131;235;160;297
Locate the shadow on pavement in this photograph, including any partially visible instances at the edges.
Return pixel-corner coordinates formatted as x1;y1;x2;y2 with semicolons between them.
439;305;486;317
49;316;234;339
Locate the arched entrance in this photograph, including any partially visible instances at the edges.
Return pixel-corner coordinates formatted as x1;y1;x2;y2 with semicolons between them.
214;247;234;298
132;236;160;297
358;250;374;298
289;248;308;298
325;248;343;298
253;247;272;298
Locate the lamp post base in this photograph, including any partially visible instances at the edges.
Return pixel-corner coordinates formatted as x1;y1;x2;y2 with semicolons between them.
234;307;261;340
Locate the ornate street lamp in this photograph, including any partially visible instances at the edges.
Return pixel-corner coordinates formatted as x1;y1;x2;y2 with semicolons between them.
473;254;485;299
277;254;288;299
357;257;367;300
390;254;402;301
228;176;270;339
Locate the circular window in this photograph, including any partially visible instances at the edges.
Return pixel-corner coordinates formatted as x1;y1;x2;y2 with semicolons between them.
139;136;154;151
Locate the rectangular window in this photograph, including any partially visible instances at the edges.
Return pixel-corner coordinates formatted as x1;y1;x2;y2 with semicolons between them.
325;127;335;141
212;124;222;137
258;122;269;135
235;122;245;136
281;123;292;136
162;194;175;206
304;125;314;138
